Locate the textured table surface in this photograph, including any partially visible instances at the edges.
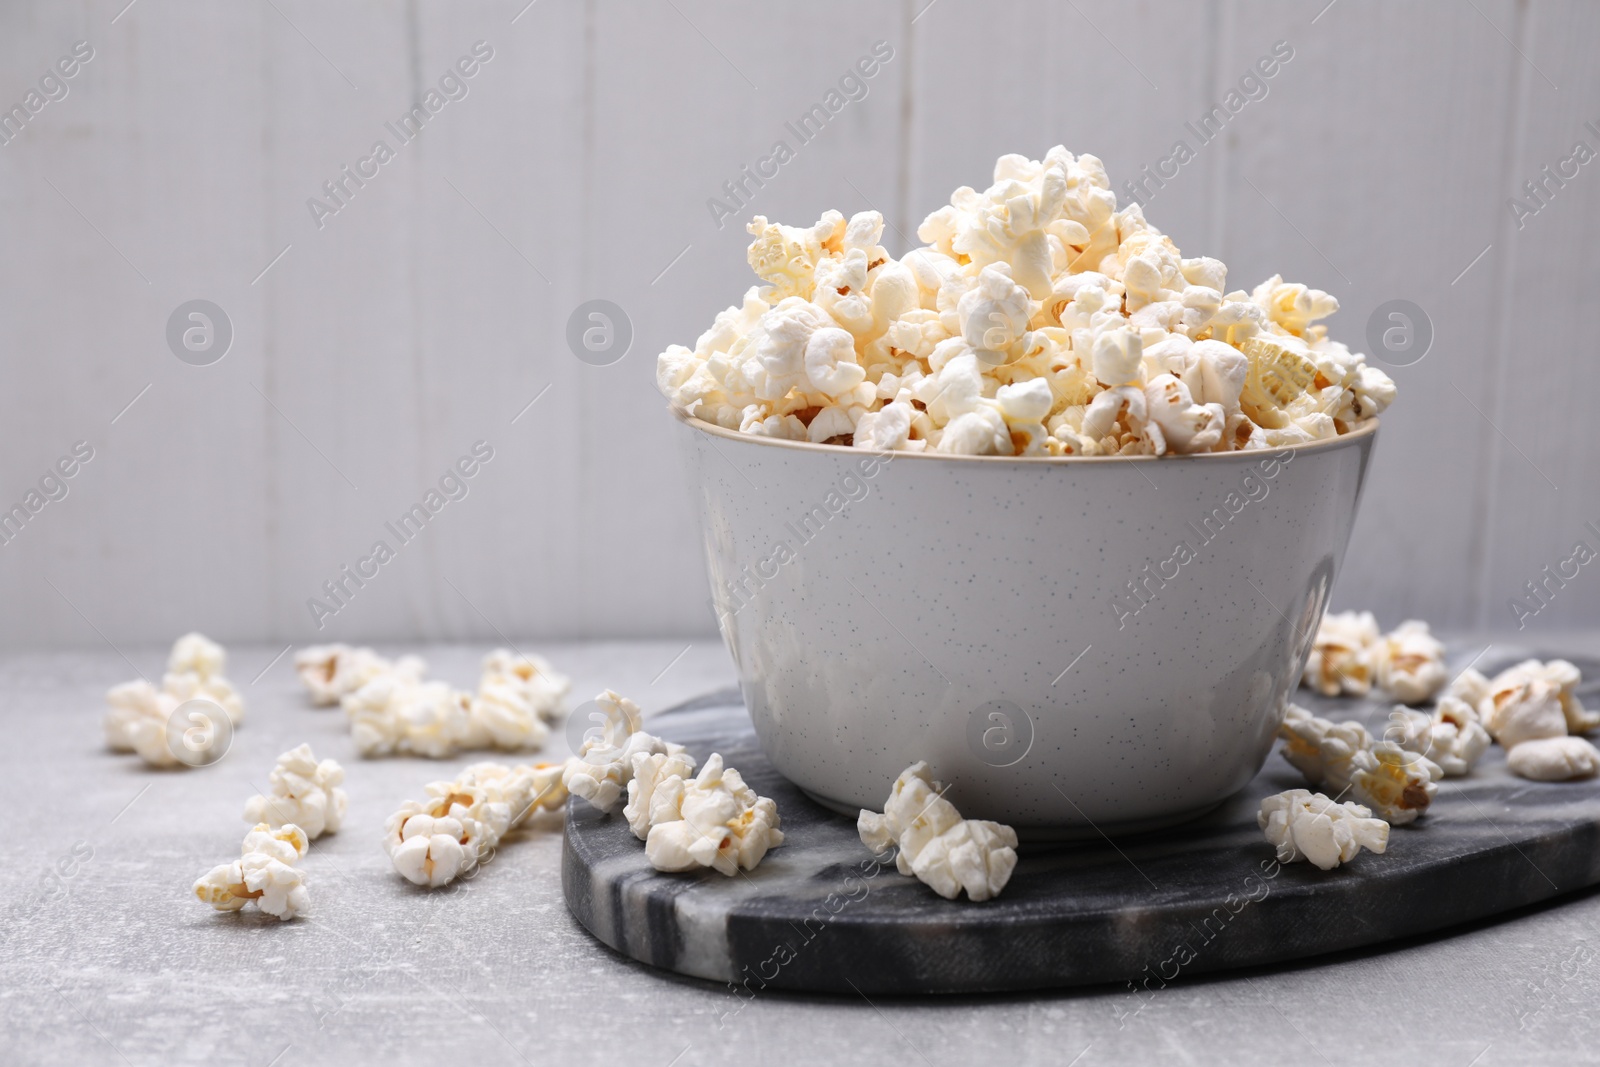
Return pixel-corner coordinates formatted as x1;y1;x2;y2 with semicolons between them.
3;638;1599;1066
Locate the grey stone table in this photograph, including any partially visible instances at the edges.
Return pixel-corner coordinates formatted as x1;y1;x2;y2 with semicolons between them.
3;638;1599;1067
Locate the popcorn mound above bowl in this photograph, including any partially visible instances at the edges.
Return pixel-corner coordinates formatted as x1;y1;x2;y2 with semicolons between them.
656;146;1395;457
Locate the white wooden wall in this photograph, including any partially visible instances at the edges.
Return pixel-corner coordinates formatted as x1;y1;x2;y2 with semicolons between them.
1;0;1595;648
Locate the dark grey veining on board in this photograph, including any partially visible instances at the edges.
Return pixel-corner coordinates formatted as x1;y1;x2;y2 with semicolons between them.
563;653;1600;995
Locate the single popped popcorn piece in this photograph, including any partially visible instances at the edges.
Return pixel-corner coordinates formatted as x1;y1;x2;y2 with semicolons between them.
1347;742;1442;825
383;761;567;888
294;644;424;706
1443;667;1490;708
1506;737;1600;782
857;761;1018;901
1387;698;1491;777
168;632;226;680
194;823;309;921
1372;620;1449;704
1481;671;1569;749
1301;610;1382;697
624;749;700;840
1484;660;1598;736
1278;704;1370;794
243;744;348;839
1258;789;1388;870
639;753;784;876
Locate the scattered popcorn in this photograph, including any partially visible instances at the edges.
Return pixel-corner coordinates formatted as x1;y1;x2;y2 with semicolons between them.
636;753;785;876
1258;789;1389;870
383;761;568;887
659;147;1394;456
294;644;423;707
1482;660;1598;737
1302;611;1381;697
243;744;348;840
858;761;1018;901
1506;737;1600;782
562;690;687;813
1373;621;1449;705
1299;614;1447;704
104;633;244;768
335;647;568;759
194;823;309;921
1385;698;1492;777
1278;705;1440;823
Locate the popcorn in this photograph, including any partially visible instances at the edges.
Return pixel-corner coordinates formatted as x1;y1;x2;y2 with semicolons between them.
659;147;1394;456
1347;742;1441;825
1481;672;1569;749
1482;660;1597;737
1372;620;1448;705
1278;704;1369;794
1300;613;1449;704
1505;737;1600;782
1443;667;1490;708
1258;789;1389;870
623;749;700;840
637;753;785;876
294;644;424;706
562;690;687;814
1301;610;1381;697
243;744;348;840
383;761;567;887
335;647;568;759
858;761;1018;901
103;633;244;768
168;632;226;680
1386;698;1491;777
194;823;309;921
1278;705;1441;823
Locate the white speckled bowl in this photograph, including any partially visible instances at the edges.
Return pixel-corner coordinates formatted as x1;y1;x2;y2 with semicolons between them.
674;412;1379;838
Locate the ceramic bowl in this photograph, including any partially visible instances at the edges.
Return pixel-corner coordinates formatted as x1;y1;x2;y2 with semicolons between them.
673;412;1379;838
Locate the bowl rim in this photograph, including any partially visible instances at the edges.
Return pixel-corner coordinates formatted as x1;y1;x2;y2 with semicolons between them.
673;408;1379;465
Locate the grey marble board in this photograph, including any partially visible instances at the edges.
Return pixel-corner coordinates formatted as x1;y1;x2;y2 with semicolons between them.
563;656;1600;995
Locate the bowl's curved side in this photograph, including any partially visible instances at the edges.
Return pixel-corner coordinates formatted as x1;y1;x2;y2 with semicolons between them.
675;421;1378;831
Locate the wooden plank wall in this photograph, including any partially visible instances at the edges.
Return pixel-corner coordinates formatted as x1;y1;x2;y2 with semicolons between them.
0;0;1592;648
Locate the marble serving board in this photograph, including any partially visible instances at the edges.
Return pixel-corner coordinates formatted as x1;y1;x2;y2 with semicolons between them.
563;657;1600;995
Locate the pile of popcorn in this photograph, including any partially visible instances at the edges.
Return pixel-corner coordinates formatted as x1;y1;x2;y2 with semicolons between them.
294;644;570;758
104;633;244;768
657;146;1395;457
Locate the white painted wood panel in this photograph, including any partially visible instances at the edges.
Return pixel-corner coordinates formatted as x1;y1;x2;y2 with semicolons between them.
1477;0;1600;635
0;0;1593;647
1221;0;1523;629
